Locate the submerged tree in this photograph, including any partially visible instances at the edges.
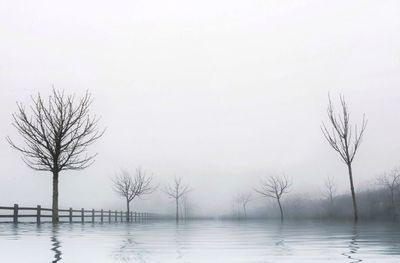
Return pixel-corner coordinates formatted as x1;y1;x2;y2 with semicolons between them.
112;168;156;221
377;168;400;221
7;89;104;223
236;192;252;219
321;95;367;222
164;177;190;223
255;175;291;222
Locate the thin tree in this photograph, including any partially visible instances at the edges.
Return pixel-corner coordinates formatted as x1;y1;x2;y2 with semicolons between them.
7;89;104;223
323;176;337;206
322;176;337;217
164;177;190;223
112;168;156;221
377;168;400;221
236;192;252;219
255;175;291;222
180;192;190;221
321;95;367;222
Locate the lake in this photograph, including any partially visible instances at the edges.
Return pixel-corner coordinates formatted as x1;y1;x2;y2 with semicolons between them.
0;220;399;262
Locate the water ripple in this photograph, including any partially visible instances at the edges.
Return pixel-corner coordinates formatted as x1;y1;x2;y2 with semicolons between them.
0;221;400;262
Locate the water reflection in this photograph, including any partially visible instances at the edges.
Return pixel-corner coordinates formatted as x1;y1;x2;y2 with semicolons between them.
113;224;143;262
1;221;400;262
341;224;362;263
273;223;292;255
50;225;62;263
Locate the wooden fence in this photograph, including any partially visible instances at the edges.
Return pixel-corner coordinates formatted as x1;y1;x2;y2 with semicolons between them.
0;204;154;223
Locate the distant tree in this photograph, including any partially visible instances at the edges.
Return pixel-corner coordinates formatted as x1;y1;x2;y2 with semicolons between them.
377;168;400;221
112;168;156;221
321;95;367;222
255;175;291;222
7;89;104;223
323;176;337;206
180;192;191;220
164;177;190;223
236;192;252;219
322;176;337;217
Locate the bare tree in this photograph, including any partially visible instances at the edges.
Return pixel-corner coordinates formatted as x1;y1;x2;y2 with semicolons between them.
321;95;367;222
377;168;400;221
255;175;291;222
7;89;104;223
323;176;337;206
112;168;156;221
322;176;337;217
164;177;190;223
236;192;252;219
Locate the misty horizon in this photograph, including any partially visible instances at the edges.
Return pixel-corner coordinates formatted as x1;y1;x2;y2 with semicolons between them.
1;0;400;218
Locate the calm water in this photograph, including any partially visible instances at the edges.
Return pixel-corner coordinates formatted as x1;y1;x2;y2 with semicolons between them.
0;220;399;262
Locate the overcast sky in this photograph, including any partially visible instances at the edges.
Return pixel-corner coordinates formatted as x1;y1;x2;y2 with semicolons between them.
1;0;400;216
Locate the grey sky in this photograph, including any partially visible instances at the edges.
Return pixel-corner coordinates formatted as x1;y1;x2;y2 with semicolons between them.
1;0;400;215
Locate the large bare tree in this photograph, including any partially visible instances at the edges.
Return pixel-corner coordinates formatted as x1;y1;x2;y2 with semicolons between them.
164;177;190;223
112;168;156;221
7;89;104;223
377;168;400;221
321;95;367;222
255;175;291;222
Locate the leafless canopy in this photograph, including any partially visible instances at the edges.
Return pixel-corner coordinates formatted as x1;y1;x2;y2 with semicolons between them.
378;168;400;191
164;177;190;200
254;175;291;200
321;95;367;165
112;168;156;203
7;89;105;172
236;192;252;206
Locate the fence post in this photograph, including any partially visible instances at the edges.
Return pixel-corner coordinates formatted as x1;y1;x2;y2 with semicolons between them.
130;211;133;222
81;208;84;223
115;210;117;222
36;205;41;223
92;209;95;223
13;204;18;223
120;211;123;222
108;210;111;223
101;209;104;223
134;211;137;222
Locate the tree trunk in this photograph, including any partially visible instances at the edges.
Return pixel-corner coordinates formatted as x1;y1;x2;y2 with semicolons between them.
347;164;358;222
390;189;396;221
126;199;130;222
277;198;284;222
176;197;179;223
52;171;59;223
243;204;247;220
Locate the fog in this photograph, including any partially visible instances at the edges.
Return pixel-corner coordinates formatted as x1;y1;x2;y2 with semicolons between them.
1;0;400;217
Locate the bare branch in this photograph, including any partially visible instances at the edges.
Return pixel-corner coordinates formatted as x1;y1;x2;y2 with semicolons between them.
163;177;191;200
254;175;291;200
321;94;367;165
112;168;157;203
7;88;105;172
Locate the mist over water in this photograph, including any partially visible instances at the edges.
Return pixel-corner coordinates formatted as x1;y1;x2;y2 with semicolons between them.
1;221;400;263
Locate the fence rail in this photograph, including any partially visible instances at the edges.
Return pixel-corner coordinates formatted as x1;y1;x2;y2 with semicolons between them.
0;204;154;223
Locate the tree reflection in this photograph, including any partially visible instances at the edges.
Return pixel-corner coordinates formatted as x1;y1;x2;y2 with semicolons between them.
50;225;62;263
342;224;362;263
